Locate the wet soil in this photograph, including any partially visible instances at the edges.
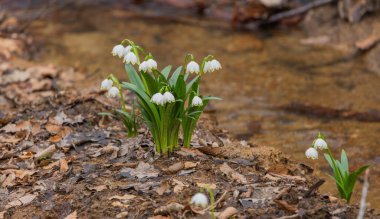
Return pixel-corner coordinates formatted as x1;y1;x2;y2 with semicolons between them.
18;3;380;207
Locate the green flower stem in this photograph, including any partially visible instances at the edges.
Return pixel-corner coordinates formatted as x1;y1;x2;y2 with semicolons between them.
109;75;128;112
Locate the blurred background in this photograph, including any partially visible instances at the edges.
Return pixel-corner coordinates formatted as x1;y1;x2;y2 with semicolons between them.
1;0;380;207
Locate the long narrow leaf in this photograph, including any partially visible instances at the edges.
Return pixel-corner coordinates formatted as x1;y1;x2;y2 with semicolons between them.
161;65;172;79
125;64;145;90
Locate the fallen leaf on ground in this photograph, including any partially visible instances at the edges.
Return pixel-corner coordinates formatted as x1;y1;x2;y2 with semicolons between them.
131;162;159;179
111;201;129;208
64;211;77;219
60;158;69;172
109;194;136;201
215;207;238;219
156;181;170;195
87;185;107;192
172;179;187;193
116;212;128;218
197;182;217;190
166;162;184;173
220;163;247;184
154;203;185;215
19;194;36;205
184;161;197;169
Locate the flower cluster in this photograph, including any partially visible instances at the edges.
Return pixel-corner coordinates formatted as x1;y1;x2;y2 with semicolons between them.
305;133;328;160
304;132;369;203
100;79;120;98
101;39;222;154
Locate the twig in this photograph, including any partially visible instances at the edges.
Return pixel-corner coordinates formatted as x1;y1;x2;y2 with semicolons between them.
304;179;325;198
276;213;299;219
357;169;370;219
203;191;228;212
263;0;336;24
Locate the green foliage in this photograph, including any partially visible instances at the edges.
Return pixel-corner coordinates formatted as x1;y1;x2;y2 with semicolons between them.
324;150;369;203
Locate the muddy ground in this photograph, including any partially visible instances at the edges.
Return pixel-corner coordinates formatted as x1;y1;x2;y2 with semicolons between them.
1;2;380;219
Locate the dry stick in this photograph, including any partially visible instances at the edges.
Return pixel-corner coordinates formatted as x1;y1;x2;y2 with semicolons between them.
304;179;325;198
203;191;228;212
357;169;370;219
263;0;336;24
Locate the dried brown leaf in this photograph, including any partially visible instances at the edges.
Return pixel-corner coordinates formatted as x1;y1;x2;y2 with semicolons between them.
64;211;77;219
220;163;247;184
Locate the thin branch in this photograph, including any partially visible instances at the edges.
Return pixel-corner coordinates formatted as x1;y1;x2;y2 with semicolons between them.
357;169;370;219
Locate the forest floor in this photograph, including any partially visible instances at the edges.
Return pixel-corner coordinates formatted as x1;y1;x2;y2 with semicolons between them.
1;4;380;219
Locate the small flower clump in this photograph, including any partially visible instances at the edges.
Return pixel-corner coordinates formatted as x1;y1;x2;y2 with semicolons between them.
305;132;369;203
101;39;222;154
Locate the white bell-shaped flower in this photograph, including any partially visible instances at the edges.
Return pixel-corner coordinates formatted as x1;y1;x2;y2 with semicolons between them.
139;61;148;72
107;86;120;98
123;45;132;56
151;93;165;106
147;59;158;70
100;79;113;91
186;61;200;74
305;147;318;160
313;138;328;150
191;193;208;208
203;61;212;73
123;52;138;65
191;96;203;107
112;45;125;58
210;59;222;71
163;91;175;103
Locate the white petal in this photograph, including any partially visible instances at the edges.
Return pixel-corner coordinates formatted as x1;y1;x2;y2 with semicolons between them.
186;61;200;74
108;87;120;98
112;45;125;58
139;61;148;72
100;79;113;90
210;59;221;70
191;193;208;208
163;92;175;103
203;61;212;73
314;138;328;150
151;93;164;105
123;45;132;56
191;96;203;106
147;59;158;70
305;147;318;160
124;52;138;65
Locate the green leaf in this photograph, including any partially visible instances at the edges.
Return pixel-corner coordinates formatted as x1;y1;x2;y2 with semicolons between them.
169;66;182;86
203;96;222;101
340;150;349;174
354;165;369;176
186;76;199;93
98;112;115;117
140;72;158;96
161;65;172;79
125;64;144;90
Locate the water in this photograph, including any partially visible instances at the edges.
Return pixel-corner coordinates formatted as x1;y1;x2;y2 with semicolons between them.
21;5;380;206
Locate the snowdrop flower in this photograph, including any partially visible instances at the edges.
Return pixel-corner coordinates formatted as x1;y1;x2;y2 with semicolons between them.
112;44;125;58
191;193;208;208
139;61;148;72
123;45;132;56
139;59;157;72
123;52;138;65
313;138;328;150
210;59;222;71
151;93;165;106
147;59;158;70
191;96;203;107
186;61;200;74
100;79;113;90
305;147;318;160
163;91;175;103
203;61;212;73
107;86;120;98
